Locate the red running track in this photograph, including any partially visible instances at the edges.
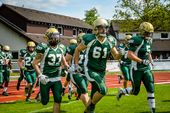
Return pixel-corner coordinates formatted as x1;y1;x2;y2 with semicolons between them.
0;72;170;103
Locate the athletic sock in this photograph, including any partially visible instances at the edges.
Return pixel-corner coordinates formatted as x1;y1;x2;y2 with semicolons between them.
147;92;156;113
125;87;132;94
3;87;7;92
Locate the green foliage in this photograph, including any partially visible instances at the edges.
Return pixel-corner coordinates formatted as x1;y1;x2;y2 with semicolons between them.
113;0;170;31
84;7;99;25
0;84;170;113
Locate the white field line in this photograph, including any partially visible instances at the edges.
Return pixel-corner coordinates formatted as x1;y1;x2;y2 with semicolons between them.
28;100;78;113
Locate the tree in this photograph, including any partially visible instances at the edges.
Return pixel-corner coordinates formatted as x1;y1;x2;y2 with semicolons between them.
113;0;170;31
84;7;99;25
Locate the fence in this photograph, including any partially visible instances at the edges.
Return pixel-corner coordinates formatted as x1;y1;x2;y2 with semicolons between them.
11;59;170;72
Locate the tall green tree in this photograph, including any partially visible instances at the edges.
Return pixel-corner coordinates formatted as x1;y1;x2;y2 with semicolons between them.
113;0;170;31
84;7;99;25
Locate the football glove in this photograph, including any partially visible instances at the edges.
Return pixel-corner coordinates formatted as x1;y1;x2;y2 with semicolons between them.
38;74;49;85
142;59;150;65
119;48;126;56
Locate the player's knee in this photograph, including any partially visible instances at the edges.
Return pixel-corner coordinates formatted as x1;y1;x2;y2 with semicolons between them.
99;86;107;95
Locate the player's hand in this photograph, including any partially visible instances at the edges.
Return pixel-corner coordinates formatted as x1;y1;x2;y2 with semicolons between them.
38;74;49;85
142;59;150;65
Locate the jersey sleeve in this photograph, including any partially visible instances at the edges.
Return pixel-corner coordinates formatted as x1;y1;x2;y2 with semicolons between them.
36;43;47;54
67;45;76;56
19;49;26;58
82;34;95;46
128;36;141;52
107;35;117;47
59;44;67;55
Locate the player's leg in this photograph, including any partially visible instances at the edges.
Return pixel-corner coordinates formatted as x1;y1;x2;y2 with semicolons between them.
16;69;24;90
120;65;130;88
40;82;50;105
143;70;155;113
85;70;106;112
51;81;62;113
72;74;89;107
2;67;10;96
0;71;3;88
62;73;70;96
117;69;142;100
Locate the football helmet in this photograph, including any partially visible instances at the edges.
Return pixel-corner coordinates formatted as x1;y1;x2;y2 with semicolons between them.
27;41;36;47
93;18;109;37
124;35;132;41
44;27;60;46
69;39;77;45
27;41;35;52
139;22;154;39
77;33;85;43
3;45;10;52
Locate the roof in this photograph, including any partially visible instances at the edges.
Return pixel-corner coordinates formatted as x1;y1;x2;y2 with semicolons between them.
3;4;92;29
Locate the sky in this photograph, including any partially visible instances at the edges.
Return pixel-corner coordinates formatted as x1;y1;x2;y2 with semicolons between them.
0;0;118;20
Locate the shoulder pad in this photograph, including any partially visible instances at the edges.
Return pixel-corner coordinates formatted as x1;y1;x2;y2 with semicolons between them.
36;43;48;54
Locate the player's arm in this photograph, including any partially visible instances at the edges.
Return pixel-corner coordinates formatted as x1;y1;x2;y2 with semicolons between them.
74;43;87;65
32;53;43;75
61;55;69;68
65;54;73;66
127;51;142;63
111;47;121;60
17;57;25;69
148;53;154;65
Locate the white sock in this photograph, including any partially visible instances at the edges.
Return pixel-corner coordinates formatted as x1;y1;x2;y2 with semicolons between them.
3;87;7;92
125;87;132;94
147;92;155;111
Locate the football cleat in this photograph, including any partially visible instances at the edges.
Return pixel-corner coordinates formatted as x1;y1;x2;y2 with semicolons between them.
116;88;124;101
2;91;8;96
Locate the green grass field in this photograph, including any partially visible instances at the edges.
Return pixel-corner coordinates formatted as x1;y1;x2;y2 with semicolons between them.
0;84;170;113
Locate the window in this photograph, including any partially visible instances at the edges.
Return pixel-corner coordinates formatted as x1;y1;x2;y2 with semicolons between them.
73;29;77;36
58;27;63;35
78;29;82;34
161;33;168;39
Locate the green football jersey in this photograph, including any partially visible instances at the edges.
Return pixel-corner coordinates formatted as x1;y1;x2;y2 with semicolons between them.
19;49;36;71
58;43;67;55
3;51;12;68
67;44;86;70
0;51;5;65
128;35;152;70
118;43;131;66
82;34;116;71
36;43;64;75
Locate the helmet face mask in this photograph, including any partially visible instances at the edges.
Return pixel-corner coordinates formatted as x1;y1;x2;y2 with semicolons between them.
45;27;60;47
93;18;109;37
